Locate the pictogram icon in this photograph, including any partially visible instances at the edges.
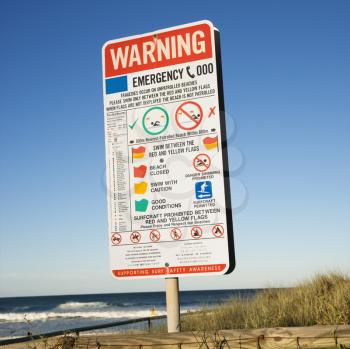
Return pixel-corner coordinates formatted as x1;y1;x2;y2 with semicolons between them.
170;228;182;240
111;233;122;245
195;181;212;199
142;107;169;135
212;224;224;237
130;231;141;243
193;153;211;172
202;136;218;151
135;199;149;212
149;230;161;242
132;146;146;161
134;181;148;194
191;226;202;239
175;101;203;130
134;165;147;178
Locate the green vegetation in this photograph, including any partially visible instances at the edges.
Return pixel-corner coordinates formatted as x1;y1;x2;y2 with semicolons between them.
181;272;350;331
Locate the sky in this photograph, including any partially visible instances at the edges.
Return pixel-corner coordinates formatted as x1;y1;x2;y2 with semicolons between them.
0;0;349;297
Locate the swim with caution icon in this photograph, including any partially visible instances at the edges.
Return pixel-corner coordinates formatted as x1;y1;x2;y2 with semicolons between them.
134;181;148;194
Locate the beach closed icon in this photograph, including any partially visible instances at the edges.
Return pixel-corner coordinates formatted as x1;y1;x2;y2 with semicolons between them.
135;199;149;212
134;165;147;178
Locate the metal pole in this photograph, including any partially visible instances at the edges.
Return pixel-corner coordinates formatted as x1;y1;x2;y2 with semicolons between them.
165;277;180;333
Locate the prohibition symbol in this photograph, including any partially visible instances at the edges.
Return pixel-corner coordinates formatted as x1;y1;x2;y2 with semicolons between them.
175;101;203;130
193;153;211;172
170;228;182;240
130;231;141;243
212;224;224;237
191;226;202;239
142;106;169;135
149;230;161;242
111;233;122;245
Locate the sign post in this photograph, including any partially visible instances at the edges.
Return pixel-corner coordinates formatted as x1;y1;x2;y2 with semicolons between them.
102;20;235;332
165;277;180;332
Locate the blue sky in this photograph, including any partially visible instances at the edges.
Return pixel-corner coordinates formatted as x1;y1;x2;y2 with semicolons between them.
0;0;349;297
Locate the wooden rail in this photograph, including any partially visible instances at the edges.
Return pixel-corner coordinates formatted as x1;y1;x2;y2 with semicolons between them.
0;315;167;346
73;325;350;349
1;325;349;348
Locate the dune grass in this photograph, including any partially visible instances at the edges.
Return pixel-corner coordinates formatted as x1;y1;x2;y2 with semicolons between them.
181;272;350;331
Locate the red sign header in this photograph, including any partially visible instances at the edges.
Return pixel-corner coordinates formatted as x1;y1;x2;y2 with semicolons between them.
104;23;213;78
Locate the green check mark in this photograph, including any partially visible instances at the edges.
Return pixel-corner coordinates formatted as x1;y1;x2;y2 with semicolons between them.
129;119;138;130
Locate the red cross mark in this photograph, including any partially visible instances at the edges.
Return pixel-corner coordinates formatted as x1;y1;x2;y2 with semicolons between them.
208;106;216;118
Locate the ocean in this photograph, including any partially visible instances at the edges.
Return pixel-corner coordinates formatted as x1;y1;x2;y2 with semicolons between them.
0;289;257;338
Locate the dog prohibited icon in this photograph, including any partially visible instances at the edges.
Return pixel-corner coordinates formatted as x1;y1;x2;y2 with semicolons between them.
170;228;182;240
111;233;122;245
191;226;203;239
175;101;203;130
193;153;211;172
130;231;141;243
142;107;169;135
212;224;224;237
149;230;161;242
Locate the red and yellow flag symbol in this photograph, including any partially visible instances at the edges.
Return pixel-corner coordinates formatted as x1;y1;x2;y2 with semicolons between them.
203;136;218;150
132;146;146;159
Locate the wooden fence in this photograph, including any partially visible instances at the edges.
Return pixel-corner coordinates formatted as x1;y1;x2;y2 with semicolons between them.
1;325;349;348
72;325;350;349
2;325;347;349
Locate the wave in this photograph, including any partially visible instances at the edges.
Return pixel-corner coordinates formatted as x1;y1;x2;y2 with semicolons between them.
0;309;167;323
56;302;108;310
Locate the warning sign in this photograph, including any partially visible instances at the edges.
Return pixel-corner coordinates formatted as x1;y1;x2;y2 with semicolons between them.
103;20;235;279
